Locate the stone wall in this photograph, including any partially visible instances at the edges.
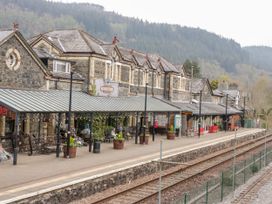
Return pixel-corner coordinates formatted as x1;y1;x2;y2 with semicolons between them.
14;131;266;204
48;80;83;91
120;65;130;83
118;82;130;96
70;58;89;80
0;36;46;89
94;60;105;79
173;90;191;101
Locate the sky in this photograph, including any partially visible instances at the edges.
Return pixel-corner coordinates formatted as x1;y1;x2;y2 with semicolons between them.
58;0;272;47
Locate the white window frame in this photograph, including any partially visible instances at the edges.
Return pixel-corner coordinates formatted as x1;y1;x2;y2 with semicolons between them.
53;60;71;73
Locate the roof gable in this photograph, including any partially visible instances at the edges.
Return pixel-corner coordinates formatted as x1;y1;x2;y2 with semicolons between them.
30;29;106;55
0;30;49;76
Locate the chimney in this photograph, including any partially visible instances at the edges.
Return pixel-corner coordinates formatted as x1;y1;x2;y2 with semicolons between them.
112;35;119;44
13;22;19;31
145;54;149;60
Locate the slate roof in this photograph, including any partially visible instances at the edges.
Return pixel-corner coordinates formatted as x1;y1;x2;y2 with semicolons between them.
221;90;240;100
117;46;135;62
33;47;55;59
131;50;149;67
191;78;206;93
213;89;224;97
159;56;179;73
0;88;179;113
35;29;106;55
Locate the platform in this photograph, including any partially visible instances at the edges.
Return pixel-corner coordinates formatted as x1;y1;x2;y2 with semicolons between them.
0;128;265;203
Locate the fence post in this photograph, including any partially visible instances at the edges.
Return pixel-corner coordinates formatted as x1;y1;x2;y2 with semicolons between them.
243;160;246;184
259;152;262;170
205;182;209;204
158;140;162;204
184;193;188;204
253;155;256;175
232;165;236;192
220;172;224;202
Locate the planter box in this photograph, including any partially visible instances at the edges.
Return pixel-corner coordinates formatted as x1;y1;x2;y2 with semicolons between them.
113;140;124;149
167;132;175;140
63;145;77;158
209;125;218;133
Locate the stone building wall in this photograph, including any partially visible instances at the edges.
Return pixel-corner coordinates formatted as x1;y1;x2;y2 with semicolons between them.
120;65;130;83
173;90;191;101
94;60;106;79
48;80;83;91
0;36;47;89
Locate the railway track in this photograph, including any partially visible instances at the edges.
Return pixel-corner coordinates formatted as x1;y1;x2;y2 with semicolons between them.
76;133;272;204
231;164;272;204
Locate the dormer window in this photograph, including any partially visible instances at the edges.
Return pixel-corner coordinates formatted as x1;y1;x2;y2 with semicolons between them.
53;60;71;73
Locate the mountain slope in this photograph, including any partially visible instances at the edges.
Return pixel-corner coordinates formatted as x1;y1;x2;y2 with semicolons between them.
0;0;271;75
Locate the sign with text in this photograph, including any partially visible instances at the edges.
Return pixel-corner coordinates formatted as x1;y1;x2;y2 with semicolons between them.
95;79;119;97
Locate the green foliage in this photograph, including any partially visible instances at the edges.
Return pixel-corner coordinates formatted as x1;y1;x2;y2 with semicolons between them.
115;132;124;141
92;114;107;141
183;59;201;78
210;80;219;90
222;177;233;186
66;136;77;147
250;164;259;173
168;125;175;133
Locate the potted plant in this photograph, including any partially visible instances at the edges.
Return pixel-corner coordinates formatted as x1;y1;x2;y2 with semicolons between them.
113;131;125;149
63;136;77;158
93;127;104;153
167;125;175;140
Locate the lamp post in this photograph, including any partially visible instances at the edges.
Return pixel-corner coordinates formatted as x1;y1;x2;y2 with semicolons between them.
66;71;73;158
143;82;148;143
190;65;194;103
225;94;228;132
198;90;202;137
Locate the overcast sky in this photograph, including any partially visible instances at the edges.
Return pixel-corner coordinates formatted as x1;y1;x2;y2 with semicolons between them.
59;0;272;47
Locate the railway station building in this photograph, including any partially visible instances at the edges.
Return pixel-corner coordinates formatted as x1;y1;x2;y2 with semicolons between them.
0;27;242;159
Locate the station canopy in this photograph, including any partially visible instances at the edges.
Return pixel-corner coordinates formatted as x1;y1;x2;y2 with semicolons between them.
173;102;242;116
0;88;180;113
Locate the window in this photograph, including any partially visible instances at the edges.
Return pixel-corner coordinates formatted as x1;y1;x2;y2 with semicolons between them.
53;60;71;73
5;48;21;71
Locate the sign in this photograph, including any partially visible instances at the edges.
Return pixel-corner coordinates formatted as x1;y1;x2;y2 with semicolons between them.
0;106;8;116
156;114;167;127
100;85;114;94
174;114;181;129
95;79;119;97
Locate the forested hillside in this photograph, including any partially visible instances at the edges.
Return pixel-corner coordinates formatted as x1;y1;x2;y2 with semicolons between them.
244;46;272;72
0;0;271;75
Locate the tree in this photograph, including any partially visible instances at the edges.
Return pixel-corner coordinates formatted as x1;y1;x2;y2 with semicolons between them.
183;59;201;78
210;80;219;90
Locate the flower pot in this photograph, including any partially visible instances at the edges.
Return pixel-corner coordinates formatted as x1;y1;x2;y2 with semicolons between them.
63;145;77;158
167;132;175;140
93;140;101;153
113;140;124;149
140;135;149;144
